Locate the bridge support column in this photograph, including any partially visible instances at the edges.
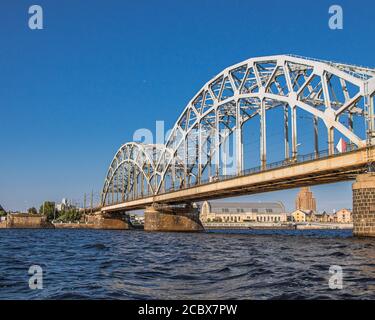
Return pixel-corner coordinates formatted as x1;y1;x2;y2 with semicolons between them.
87;212;133;230
144;204;204;232
352;173;375;237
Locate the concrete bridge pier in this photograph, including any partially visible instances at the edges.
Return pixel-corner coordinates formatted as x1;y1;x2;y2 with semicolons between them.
144;203;204;232
87;211;133;230
353;173;375;237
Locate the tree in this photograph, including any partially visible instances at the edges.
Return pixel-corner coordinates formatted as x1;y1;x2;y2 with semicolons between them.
56;209;82;223
39;201;56;221
0;210;7;217
28;207;38;215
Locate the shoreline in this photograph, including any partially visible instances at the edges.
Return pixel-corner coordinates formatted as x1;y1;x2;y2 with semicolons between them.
0;215;352;231
0;223;352;231
203;222;353;230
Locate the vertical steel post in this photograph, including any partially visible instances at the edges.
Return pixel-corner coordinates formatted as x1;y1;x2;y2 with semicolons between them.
223;133;227;176
122;164;126;201
371;93;375;145
314;116;319;158
236;100;243;174
284;104;289;160
328;126;334;155
147;162;151;195
111;174;114;204
215;108;220;177
260;99;266;169
162;156;166;192
208;134;212;179
154;162;157;192
116;173;119;203
171;158;175;190
291;105;297;160
365;82;374;145
141;166;144;197
136;167;139;199
198;120;202;184
128;168;131;201
132;167;135;200
184;133;188;187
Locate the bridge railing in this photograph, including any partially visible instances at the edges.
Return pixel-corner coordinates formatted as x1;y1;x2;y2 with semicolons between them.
163;143;359;194
116;143;359;203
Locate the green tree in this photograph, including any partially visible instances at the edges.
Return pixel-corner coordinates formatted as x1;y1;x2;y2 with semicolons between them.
39;201;56;221
56;209;82;223
28;207;38;215
0;210;7;217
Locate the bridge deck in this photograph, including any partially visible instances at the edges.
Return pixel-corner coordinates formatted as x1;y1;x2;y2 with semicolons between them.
102;146;375;212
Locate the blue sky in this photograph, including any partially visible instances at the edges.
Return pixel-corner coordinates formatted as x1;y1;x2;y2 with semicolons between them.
0;0;374;211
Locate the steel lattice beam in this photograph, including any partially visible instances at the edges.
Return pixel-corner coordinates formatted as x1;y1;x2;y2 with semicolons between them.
101;55;375;207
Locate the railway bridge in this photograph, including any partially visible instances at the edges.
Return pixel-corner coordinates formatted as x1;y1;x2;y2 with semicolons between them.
100;55;375;236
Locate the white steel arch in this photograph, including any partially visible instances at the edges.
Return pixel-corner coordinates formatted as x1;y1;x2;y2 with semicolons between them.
102;54;375;206
102;142;183;205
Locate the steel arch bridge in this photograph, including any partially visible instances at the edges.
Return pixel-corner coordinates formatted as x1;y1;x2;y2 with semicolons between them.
101;54;375;209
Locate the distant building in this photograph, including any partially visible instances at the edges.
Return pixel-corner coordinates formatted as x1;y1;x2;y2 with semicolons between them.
291;209;323;222
291;208;352;224
200;201;287;223
291;209;309;222
334;209;352;223
55;198;80;212
313;211;332;223
295;187;316;211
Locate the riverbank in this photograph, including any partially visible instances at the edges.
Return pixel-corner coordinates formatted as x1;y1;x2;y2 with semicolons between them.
54;213;133;229
53;221;143;230
203;222;353;230
0;213;133;230
1;216;352;231
296;222;352;230
0;214;54;229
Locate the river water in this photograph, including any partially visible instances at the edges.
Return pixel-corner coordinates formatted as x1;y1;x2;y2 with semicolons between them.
0;229;374;299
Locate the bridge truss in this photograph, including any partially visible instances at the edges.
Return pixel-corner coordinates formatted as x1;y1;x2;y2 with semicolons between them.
102;55;375;206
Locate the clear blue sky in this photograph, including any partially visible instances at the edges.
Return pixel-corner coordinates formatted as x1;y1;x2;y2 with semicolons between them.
0;0;374;211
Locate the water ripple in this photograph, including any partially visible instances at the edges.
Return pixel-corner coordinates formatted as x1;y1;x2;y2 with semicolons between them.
0;229;374;299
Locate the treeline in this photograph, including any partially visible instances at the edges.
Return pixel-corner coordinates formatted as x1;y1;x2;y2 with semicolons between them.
0;201;84;222
28;201;83;222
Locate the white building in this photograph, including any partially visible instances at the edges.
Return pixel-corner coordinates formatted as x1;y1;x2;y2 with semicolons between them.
55;198;78;212
200;201;287;223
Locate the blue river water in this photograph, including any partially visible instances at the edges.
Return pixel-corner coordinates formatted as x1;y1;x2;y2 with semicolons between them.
0;229;374;299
